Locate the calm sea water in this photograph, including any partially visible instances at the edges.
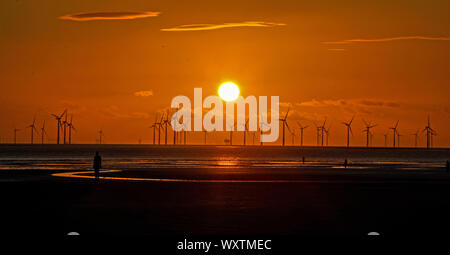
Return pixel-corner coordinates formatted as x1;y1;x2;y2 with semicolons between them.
0;144;449;171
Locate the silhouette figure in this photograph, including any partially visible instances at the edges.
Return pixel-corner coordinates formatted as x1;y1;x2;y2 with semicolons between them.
302;156;305;164
344;159;348;168
446;160;449;173
93;151;102;180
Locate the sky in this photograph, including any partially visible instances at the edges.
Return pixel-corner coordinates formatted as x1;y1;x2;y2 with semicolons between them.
1;0;450;146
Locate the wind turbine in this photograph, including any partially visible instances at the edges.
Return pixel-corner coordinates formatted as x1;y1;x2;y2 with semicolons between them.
342;116;354;148
98;129;104;144
422;115;435;149
13;128;20;144
296;121;309;147
171;111;178;145
289;129;295;145
319;119;327;147
157;114;164;145
27;116;38;144
62;113;68;144
383;133;388;147
314;123;321;146
411;130;419;147
227;122;235;145
389;120;399;148
51;109;66;144
163;111;169;145
242;118;249;146
41;121;48;144
279;108;290;146
150;115;158;145
67;115;75;144
259;121;270;146
362;119;377;148
324;125;331;146
431;130;437;148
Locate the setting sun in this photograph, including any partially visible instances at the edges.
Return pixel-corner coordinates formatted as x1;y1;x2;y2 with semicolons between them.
218;82;240;101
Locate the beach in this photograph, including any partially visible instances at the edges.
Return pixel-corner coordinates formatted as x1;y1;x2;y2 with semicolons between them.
1;145;450;237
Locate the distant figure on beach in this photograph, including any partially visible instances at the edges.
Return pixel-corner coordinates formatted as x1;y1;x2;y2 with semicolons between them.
446;160;449;173
344;159;348;168
93;151;102;180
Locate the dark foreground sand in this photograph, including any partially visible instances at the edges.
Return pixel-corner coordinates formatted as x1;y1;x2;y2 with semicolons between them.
2;166;450;237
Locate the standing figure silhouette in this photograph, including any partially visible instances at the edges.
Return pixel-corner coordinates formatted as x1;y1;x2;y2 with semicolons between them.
93;151;102;180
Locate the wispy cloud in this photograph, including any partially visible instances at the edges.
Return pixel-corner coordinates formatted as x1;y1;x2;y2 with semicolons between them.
100;105;150;119
295;99;400;108
134;90;153;97
295;99;400;111
323;36;450;45
59;11;160;21
327;48;346;51
161;21;286;31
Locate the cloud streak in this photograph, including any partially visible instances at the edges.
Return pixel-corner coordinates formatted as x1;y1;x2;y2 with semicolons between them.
323;36;450;45
161;21;286;31
59;11;160;21
134;90;153;97
296;99;400;108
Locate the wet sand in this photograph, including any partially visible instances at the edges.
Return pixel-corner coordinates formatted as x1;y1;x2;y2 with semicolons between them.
2;165;450;237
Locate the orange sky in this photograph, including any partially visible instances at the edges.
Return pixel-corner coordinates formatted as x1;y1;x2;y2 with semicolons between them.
1;0;450;146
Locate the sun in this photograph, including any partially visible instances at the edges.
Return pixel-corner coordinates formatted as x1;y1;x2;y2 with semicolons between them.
218;82;240;101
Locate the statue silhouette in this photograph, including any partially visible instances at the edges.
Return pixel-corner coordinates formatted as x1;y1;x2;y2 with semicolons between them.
93;151;102;180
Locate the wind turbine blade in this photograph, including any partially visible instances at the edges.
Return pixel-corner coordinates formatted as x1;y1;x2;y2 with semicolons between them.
349;116;354;125
349;126;353;136
285;121;291;133
394;120;399;129
59;109;67;118
284;108;290;120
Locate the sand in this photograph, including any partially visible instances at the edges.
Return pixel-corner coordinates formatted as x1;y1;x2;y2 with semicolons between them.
2;165;450;237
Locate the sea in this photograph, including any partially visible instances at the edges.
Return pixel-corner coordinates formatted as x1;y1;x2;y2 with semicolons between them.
0;144;448;172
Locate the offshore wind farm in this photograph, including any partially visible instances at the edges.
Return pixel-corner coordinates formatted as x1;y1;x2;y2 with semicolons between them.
0;107;442;150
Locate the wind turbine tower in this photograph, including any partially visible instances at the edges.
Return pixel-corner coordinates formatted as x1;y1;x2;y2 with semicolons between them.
362;119;377;148
342;116;354;148
296;122;309;147
28;117;38;144
51;110;66;144
389;120;399;148
279;108;290;146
